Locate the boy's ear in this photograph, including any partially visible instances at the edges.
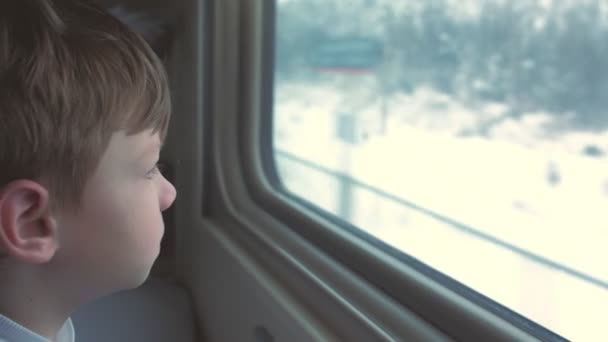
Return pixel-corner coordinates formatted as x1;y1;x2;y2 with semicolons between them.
0;180;59;264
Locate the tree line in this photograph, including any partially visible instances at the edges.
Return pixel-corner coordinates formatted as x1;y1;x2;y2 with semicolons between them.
276;0;608;131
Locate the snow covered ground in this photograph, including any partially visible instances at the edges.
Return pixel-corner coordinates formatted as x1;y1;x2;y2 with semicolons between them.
274;81;608;341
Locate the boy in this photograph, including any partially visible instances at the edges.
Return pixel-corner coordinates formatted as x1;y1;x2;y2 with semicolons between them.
0;1;177;341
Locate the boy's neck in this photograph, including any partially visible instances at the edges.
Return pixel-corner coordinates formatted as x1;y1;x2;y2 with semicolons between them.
0;265;76;341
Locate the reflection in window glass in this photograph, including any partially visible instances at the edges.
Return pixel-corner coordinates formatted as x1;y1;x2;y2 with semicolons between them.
272;1;608;340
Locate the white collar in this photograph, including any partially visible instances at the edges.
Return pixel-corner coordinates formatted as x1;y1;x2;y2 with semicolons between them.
0;314;74;342
55;319;75;342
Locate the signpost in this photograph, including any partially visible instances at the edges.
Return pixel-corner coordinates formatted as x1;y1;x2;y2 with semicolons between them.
311;36;384;145
310;37;383;221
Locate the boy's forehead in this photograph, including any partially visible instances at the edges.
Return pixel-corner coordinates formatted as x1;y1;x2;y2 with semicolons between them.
138;137;163;159
107;130;162;160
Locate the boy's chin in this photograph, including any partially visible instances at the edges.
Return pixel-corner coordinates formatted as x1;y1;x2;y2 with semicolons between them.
106;262;157;295
126;264;156;289
82;254;160;300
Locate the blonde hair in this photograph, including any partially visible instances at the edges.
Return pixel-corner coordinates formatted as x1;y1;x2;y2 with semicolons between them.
0;0;171;210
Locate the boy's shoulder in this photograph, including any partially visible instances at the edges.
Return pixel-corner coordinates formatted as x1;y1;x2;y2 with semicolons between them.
0;315;74;342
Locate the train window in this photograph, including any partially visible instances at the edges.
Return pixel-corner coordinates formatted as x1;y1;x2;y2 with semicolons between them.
272;0;608;340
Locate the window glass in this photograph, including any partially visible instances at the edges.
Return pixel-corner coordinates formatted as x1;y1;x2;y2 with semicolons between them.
273;0;608;340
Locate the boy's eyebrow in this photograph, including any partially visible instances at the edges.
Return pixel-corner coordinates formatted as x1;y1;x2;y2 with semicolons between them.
137;140;163;162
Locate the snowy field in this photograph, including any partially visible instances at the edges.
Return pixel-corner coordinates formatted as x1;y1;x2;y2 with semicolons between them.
274;81;608;341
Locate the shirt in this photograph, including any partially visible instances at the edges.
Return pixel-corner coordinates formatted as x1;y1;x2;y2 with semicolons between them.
0;314;74;342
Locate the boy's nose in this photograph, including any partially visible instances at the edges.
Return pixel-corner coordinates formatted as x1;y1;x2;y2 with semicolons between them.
160;177;177;212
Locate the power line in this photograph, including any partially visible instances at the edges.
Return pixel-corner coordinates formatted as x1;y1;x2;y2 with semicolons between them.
276;149;608;291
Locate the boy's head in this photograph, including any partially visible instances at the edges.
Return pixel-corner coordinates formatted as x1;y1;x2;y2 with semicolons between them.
0;0;171;210
0;0;176;302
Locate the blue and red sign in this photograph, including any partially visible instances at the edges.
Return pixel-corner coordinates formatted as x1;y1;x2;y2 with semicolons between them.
310;37;383;73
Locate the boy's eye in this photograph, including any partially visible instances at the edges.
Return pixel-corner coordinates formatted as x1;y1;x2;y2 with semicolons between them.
145;162;165;179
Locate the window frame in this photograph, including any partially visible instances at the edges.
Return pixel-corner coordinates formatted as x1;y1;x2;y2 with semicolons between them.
207;0;567;340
